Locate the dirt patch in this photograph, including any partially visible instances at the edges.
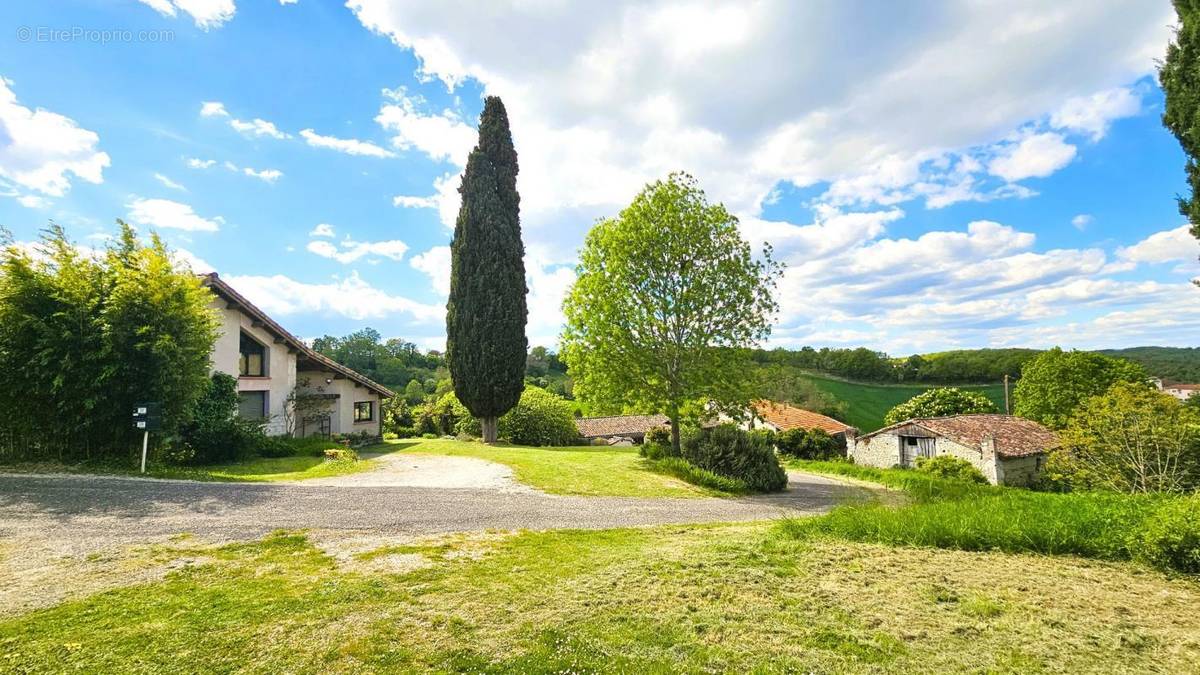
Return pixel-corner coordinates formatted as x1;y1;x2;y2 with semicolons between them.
297;453;535;491
310;529;518;575
0;535;218;617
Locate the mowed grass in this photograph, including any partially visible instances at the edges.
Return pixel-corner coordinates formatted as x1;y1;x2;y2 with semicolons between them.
0;445;395;483
797;372;1006;431
3;524;1199;673
397;438;721;497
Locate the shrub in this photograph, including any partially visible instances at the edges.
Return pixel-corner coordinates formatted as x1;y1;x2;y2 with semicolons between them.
649;456;748;493
1131;495;1200;574
682;424;788;492
640;425;677;459
776;427;840;460
883;387;997;426
443;387;580;446
747;428;777;449
422;433;439;439
171;374;262;465
323;447;358;462
282;436;342;457
392;426;418;439
382;432;398;441
256;436;297;458
914;455;988;484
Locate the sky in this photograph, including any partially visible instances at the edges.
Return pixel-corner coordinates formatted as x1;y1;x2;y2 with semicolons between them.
0;1;1197;355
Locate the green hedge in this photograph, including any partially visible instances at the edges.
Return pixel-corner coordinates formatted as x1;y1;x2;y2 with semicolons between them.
682;424;787;492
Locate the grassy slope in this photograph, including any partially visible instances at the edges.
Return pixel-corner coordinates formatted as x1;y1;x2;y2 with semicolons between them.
397;438;719;497
797;372;1007;431
4;526;1198;672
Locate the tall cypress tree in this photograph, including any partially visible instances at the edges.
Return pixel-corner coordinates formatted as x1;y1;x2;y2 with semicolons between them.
446;96;527;443
1162;0;1200;241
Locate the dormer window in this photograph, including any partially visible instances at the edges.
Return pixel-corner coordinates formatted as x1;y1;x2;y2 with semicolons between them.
239;331;267;377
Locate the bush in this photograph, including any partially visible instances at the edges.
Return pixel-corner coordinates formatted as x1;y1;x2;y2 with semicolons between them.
422;433;439;439
883;387;997;426
442;387;580;446
392;425;418;439
914;455;988;484
171;374;262;465
645;426;672;447
649;456;749;493
1131;495;1200;574
682;424;788;492
323;447;358;462
281;436;342;457
640;425;677;459
256;436;297;458
775;427;840;460
382;432;398;441
747;428;777;449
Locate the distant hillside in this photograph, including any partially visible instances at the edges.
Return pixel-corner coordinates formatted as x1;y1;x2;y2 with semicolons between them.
1095;346;1200;382
797;372;1007;433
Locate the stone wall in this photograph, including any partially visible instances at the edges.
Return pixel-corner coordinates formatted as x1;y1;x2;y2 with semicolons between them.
997;454;1044;487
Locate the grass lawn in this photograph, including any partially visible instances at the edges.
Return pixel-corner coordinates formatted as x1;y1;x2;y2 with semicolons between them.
798;372;1006;431
396;438;723;497
3;524;1198;672
0;444;396;483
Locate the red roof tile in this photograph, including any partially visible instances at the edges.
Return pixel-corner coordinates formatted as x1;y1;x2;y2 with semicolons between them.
751;400;853;435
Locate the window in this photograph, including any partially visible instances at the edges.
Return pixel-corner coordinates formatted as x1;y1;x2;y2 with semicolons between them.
238;391;267;420
354;401;373;422
239;332;266;377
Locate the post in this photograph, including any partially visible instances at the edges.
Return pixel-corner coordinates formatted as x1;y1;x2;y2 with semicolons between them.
1003;374;1010;415
140;431;149;474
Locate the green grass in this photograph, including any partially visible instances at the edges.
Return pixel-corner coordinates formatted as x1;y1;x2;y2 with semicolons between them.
4;525;1199;672
785;460;1188;570
397;438;717;497
797;372;1006;431
0;444;395;483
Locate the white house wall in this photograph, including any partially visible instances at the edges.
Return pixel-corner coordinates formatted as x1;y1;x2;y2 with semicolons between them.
296;373;381;437
209;299;297;436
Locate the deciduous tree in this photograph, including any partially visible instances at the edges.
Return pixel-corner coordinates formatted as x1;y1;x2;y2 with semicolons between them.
1013;347;1147;429
561;173;782;454
883;387;997;426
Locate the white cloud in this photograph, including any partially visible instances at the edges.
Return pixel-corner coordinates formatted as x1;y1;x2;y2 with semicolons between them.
410;245;451;295
1051;86;1142;141
1071;214;1093;230
186;157;216;169
0;78;110;197
154;172;186;191
988;132;1077;182
229;117;289;139
171;247;215;274
222;271;442;322
374;92;476;165
392;194;438;209
309;223;335;238
16;194;49;209
126;197;222;232
279;0;298;4
306;238;409;264
199;101;227;117
242;166;282;183
1117;225;1200;264
139;0;236;30
200;101;290;139
299;128;395;158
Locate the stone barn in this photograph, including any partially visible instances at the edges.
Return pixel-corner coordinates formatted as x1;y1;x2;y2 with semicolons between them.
850;414;1057;486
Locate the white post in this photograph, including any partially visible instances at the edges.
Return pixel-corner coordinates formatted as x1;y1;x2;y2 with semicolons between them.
140;431;149;474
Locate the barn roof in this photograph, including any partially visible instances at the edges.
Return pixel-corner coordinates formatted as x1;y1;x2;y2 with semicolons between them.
858;414;1057;458
574;414;669;438
751;400;854;435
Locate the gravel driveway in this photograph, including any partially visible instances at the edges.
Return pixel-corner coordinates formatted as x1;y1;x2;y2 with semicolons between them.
0;466;857;614
0;469;853;548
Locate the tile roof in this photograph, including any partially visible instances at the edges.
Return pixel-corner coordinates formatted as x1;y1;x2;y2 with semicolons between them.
751;400;853;435
200;273;395;398
860;414;1057;458
575;414;669;438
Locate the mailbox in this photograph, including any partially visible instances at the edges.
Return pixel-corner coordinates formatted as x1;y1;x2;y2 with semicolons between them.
132;402;162;432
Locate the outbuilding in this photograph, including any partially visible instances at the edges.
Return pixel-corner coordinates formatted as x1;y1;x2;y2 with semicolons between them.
850;414;1057;486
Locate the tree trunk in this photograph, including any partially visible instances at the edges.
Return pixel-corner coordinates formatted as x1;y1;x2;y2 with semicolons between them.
669;415;681;456
481;416;499;444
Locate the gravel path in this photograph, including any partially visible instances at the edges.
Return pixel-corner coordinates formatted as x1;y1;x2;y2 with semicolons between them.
299;451;534;491
0;470;854;552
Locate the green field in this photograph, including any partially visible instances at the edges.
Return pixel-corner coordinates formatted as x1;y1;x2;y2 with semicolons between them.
798;373;1007;431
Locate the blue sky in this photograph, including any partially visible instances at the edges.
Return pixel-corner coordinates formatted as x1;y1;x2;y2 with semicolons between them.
0;1;1196;354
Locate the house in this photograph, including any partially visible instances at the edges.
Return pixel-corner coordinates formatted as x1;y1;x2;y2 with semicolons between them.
575;414;670;444
850;414;1057;486
1154;378;1200;401
202;273;394;438
743;400;856;444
